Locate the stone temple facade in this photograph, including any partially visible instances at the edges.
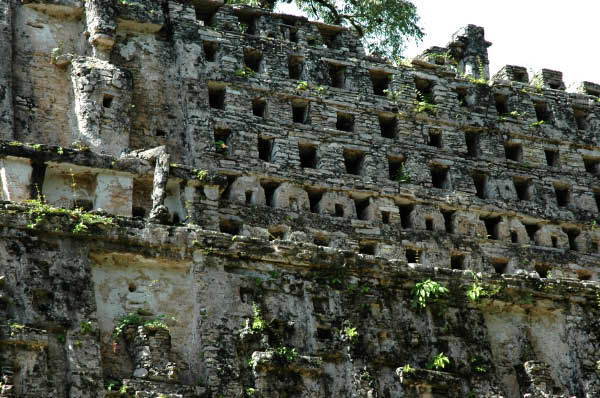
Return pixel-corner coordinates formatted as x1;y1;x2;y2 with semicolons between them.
1;0;600;396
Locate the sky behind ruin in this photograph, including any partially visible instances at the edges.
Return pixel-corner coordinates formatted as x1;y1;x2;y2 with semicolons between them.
276;0;599;88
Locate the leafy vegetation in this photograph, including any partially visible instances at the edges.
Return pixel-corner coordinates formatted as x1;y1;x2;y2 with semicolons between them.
412;279;449;309
428;352;450;370
250;303;265;333
112;313;172;338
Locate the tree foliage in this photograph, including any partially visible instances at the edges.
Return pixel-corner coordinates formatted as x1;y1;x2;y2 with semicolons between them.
228;0;423;58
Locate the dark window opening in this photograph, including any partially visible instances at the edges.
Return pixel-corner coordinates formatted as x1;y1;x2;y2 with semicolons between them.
313;234;330;247
554;185;570;207
306;188;323;213
564;228;580;251
336;112;355;132
74;199;93;211
245;191;253;204
388;157;406;180
237;14;257;34
592;241;599;253
317;328;333;340
171;213;180;224
511;231;518;243
472;172;488;199
430;165;450;189
208;84;225;109
415;78;435;103
243;48;263;73
343;149;365;175
292;100;309;124
381;211;390;224
288;55;304;79
203;41;218;62
219;219;240;235
545;149;559;167
465;132;480;158
369;70;390;96
524;224;540;244
494;94;509;115
456;87;468;107
320;30;341;48
195;7;217;27
441;210;454;233
513;177;533;201
353;197;370;221
398;204;414;229
583;157;600;175
298;143;317;168
288;28;298;43
425;218;434;231
260;181;279;207
252;98;266;117
102;94;113;108
534;102;551;122
492;259;508;274
595;191;600;212
551;236;558;248
379;114;397;138
334;203;344;218
504;142;523;162
405;248;420;263
156;129;167;137
451;253;465;270
359;242;376;255
328;63;345;88
213;128;231;155
482;216;501;240
258;137;273;162
132;207;146;218
573;108;589;130
269;227;285;240
428;131;442;148
513;70;528;83
535;263;551;279
577;271;592;281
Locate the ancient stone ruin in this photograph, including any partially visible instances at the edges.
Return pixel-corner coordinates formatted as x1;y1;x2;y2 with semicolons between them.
1;0;600;396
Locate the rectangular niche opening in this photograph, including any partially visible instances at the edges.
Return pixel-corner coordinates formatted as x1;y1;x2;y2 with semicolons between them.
553;184;571;207
244;191;253;205
504;142;523;162
260;181;279;207
369;70;390;96
398;203;414;229
306;188;324;213
213;128;231;155
288;55;305;79
237;13;257;34
563;228;581;251
551;236;558;248
465;132;480;157
583;157;600;175
219;218;241;235
102;93;114;108
268;226;286;240
425;217;434;231
524;223;540;244
491;258;508;274
414;78;435;103
313;233;330;247
343;149;365;175
328;63;346;88
252;97;267;117
292;100;310;124
208;83;226;109
511;231;519;243
481;216;501;240
381;211;390;224
573;107;589;130
441;209;454;233
379;113;397;139
257;136;273;162
450;253;465;270
455;87;468;107
494;93;509;115
534;101;551;122
472;171;489;199
353;197;370;221
544;149;559;168
298;143;317;168
334;203;344;218
535;263;551;279
577;270;592;281
428;130;442;148
513;177;533;201
336;112;355;132
405;248;421;263
430;165;450;189
359;241;377;255
243;47;263;73
388;156;406;181
203;41;218;62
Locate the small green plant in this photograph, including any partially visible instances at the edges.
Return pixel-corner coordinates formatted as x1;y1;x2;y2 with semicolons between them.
414;89;438;115
530;120;545;128
428;352;450;370
236;66;256;78
8;141;22;146
215;140;227;154
57;146;64;155
250;303;265;333
80;320;94;335
401;364;414;373
106;382;116;391
244;387;257;397
509;111;521;118
274;345;297;362
315;85;326;94
32;144;42;151
296;80;308;90
194;168;207;181
57;334;65;343
343;326;359;342
412;279;449;309
112;313;172;338
119;385;127;393
394;162;411;183
471;356;487;374
466;272;487;303
248;356;255;367
9;322;24;337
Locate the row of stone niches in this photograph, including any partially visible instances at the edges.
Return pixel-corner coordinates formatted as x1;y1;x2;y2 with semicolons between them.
219;176;599;257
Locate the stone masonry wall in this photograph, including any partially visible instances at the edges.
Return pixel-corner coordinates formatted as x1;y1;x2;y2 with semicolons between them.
1;0;600;396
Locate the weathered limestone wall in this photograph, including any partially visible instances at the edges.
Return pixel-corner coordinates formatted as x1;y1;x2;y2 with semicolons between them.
1;0;600;397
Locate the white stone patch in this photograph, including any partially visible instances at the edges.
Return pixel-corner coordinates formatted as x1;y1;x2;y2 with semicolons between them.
0;156;32;202
94;173;133;217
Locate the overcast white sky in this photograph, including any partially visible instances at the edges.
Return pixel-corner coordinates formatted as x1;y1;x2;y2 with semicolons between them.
276;1;600;88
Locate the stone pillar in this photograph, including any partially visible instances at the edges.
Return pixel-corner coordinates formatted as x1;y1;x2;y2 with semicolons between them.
448;25;491;80
94;173;133;216
0;0;13;139
125;325;179;383
70;57;132;157
84;0;116;57
0;157;32;202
